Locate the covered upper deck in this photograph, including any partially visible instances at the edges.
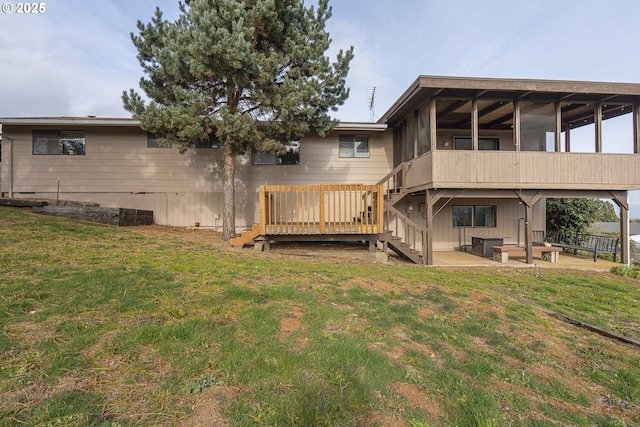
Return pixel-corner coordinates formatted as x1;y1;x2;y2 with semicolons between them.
379;76;640;192
381;75;640;132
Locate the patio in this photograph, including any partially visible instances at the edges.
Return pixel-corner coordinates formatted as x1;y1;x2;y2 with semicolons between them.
431;249;619;270
266;241;621;270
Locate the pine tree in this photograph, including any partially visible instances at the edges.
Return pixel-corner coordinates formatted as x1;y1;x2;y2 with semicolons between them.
123;0;353;240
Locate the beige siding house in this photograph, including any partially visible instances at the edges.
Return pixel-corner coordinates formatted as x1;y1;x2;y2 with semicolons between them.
3;75;640;265
0;119;390;230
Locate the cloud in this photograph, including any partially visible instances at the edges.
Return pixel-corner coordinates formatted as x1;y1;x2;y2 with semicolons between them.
0;1;169;117
325;15;396;122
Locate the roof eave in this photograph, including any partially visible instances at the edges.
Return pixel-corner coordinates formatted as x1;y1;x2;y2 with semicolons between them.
379;75;640;125
335;122;387;132
0;118;388;132
0;117;139;126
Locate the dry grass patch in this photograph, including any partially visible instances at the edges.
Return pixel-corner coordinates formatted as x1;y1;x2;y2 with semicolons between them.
179;385;239;427
391;381;445;418
278;305;309;351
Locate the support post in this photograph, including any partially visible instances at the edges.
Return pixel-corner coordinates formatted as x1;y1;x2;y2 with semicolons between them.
429;98;437;151
621;205;629;265
513;100;521;151
634;103;640;154
611;191;630;265
595;103;603;153
413;109;419;159
554;101;562;152
517;191;542;265
472;99;479;150
423;190;440;266
524;203;534;264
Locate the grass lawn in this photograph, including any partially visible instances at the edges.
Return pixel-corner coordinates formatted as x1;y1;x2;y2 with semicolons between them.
1;207;639;426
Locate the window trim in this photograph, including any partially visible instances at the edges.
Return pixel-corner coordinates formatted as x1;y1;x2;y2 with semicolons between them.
339;134;370;158
32;130;86;155
196;135;220;149
147;133;172;148
452;205;497;228
251;141;300;165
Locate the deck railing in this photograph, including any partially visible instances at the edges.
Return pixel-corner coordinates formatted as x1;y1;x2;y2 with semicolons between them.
259;184;384;235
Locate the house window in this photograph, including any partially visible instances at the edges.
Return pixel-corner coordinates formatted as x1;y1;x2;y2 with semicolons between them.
453;206;473;227
339;135;369;158
147;133;172;148
453;137;499;150
148;133;219;149
33;130;86;155
453;205;496;227
252;141;300;165
196;135;220;149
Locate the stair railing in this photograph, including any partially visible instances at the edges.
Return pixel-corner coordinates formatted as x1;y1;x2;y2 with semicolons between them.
377;161;428;263
377;162;408;198
385;202;426;255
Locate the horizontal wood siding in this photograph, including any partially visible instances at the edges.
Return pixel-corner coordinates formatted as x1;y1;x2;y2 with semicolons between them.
400;195;545;251
6;126;391;193
242;131;392;187
406;151;640;190
3;125;392;227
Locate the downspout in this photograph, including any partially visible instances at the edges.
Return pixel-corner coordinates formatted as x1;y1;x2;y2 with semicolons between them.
3;135;14;198
9;135;14;198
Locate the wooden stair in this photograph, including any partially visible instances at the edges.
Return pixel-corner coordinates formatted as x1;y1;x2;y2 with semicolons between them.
375;163;425;265
230;224;262;247
379;230;423;264
377;191;426;265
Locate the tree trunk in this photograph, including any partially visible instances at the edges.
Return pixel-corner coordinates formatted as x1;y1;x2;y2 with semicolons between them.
222;144;236;241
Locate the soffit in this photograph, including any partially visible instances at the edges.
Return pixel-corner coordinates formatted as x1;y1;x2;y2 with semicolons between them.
382;76;640;130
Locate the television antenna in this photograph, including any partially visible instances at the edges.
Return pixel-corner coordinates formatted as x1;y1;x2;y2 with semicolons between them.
368;86;377;122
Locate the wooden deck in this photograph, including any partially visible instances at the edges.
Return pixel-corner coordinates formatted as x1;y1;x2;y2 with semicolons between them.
231;184;385;246
261;184;383;235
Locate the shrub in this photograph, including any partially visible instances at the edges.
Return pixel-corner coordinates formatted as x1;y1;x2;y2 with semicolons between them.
610;265;640;278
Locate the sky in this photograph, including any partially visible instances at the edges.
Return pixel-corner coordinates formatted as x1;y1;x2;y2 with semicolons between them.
2;0;640;216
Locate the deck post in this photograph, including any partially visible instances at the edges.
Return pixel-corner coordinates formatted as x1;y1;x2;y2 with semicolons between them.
611;191;630;265
424;189;438;266
517;191;542;265
620;200;629;266
375;185;384;233
259;186;267;235
319;186;325;234
524;202;533;264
